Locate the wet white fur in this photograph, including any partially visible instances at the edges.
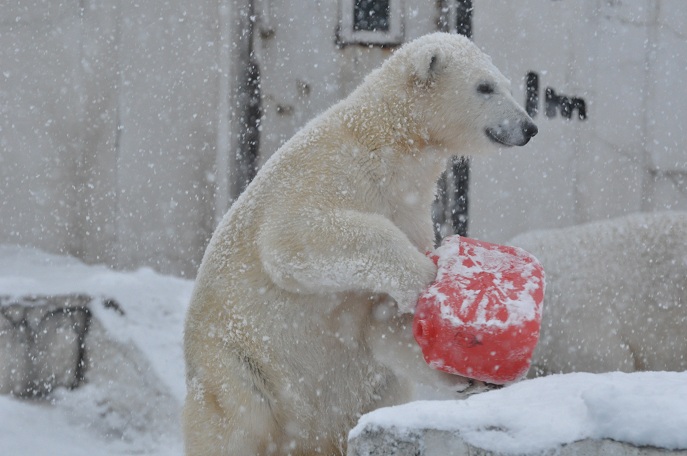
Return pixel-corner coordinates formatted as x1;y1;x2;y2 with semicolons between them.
183;32;535;455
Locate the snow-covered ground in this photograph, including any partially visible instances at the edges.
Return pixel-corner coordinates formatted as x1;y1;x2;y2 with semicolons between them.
1;245;686;455
0;245;192;456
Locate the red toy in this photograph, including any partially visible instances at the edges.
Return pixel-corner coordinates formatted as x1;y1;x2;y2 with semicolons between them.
413;235;545;384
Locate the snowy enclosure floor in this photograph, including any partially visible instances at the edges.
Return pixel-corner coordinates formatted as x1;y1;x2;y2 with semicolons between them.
0;245;192;456
2;246;687;455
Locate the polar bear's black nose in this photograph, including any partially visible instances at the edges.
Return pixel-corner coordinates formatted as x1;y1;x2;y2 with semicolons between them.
522;121;538;139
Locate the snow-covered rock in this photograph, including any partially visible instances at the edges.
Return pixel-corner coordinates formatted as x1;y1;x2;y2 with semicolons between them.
349;372;687;456
0;294;91;396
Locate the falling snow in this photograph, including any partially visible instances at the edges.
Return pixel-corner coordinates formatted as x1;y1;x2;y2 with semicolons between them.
1;0;687;454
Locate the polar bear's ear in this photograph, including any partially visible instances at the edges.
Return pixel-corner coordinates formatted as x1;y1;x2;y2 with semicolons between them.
412;50;444;86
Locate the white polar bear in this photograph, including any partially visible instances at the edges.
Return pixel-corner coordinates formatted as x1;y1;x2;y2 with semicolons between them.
183;32;537;456
510;212;687;376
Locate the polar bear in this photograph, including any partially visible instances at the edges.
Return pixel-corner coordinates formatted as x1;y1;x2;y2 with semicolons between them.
510;212;687;376
183;32;537;455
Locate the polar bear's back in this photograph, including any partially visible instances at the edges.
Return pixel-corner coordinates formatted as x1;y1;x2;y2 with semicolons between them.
511;212;687;374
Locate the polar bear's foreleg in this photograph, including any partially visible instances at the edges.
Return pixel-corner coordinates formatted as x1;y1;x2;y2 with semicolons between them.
259;209;436;313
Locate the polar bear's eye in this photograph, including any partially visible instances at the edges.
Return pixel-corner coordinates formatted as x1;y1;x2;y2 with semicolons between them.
477;83;495;95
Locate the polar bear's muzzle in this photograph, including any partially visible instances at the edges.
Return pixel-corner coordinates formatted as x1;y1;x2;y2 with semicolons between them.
485;119;538;147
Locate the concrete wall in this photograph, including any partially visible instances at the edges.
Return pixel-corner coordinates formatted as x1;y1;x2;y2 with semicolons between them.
253;2;441;168
470;0;687;243
0;0;442;277
3;1;685;276
0;0;218;277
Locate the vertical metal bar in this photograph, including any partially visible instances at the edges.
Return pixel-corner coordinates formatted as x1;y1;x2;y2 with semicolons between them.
453;0;472;237
451;156;470;236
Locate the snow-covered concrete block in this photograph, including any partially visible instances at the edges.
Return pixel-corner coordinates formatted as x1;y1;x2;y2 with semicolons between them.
348;372;687;456
0;290;180;445
349;431;687;456
0;294;91;396
69;313;180;442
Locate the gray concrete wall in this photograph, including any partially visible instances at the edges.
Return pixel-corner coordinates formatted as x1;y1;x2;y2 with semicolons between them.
253;1;441;167
470;0;687;243
3;1;686;276
0;0;442;277
0;0;218;277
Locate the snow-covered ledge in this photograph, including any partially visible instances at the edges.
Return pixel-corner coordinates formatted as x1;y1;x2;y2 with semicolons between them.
348;372;687;456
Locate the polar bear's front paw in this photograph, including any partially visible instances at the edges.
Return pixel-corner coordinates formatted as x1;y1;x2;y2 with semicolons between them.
392;291;419;314
391;256;438;314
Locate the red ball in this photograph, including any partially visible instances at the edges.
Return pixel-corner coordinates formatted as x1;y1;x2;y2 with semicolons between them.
413;236;545;384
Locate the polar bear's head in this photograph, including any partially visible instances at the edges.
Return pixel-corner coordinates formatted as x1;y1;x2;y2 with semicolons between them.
390;33;537;154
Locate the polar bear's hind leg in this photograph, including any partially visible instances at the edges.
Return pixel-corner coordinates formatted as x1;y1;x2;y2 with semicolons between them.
183;356;281;455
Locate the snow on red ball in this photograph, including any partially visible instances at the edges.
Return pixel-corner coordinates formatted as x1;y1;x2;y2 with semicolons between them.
413;235;545;384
